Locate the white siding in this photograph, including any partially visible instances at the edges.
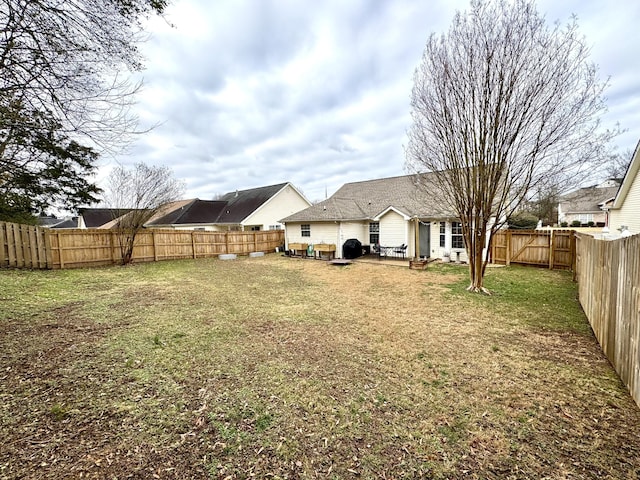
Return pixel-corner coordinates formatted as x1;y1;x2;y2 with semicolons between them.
285;222;340;248
379;211;407;247
428;221;470;262
339;222;367;246
610;172;640;235
244;184;312;230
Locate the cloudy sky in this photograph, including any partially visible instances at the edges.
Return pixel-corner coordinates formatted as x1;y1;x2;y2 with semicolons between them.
108;0;640;203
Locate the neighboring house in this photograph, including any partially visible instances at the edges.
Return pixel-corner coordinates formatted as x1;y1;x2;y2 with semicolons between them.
146;182;311;231
557;179;620;226
609;141;640;235
280;173;482;261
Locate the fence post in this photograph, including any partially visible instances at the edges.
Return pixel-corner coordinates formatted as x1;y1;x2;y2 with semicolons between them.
0;222;6;267
549;230;555;270
152;231;159;261
192;231;197;259
225;231;229;254
254;232;258;252
56;230;65;269
505;230;511;266
43;228;53;269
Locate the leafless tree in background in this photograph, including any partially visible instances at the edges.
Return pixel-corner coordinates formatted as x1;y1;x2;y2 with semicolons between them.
104;162;184;265
604;148;633;181
406;0;614;293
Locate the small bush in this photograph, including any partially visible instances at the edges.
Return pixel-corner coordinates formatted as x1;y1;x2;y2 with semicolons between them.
560;222;568;227
570;220;582;227
507;212;538;230
587;221;595;227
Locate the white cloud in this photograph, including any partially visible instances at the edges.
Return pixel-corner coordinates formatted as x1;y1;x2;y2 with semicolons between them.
101;0;640;202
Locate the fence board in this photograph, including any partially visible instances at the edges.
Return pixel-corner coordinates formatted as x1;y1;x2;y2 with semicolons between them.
492;230;575;270
576;233;640;408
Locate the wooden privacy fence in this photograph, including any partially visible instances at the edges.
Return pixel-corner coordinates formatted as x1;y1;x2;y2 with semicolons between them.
575;233;640;408
491;229;576;270
0;221;284;269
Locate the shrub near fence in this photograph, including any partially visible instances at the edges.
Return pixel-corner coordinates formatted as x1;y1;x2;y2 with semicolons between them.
0;222;284;269
575;233;640;408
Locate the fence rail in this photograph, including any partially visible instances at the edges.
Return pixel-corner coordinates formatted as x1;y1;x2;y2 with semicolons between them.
1;222;284;269
491;229;576;270
575;233;640;408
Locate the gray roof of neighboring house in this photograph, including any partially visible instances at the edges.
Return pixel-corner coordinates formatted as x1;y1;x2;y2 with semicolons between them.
559;184;620;214
145;183;292;227
50;217;79;228
216;183;288;224
147;199;228;226
79;208;132;228
281;173;455;223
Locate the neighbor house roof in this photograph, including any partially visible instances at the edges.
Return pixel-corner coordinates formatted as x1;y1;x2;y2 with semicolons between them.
216;183;289;224
50;217;79;229
280;174;455;223
147;199;228;226
559;183;620;214
79;208;133;228
143;183;296;227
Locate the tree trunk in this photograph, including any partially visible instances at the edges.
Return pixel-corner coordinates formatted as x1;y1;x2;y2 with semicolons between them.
466;226;491;294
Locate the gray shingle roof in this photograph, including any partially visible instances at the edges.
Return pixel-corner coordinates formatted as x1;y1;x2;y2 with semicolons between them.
281;173;455;223
560;185;620;214
144;183;291;227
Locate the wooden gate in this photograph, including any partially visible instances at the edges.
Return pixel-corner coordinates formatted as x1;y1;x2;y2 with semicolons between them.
491;230;576;270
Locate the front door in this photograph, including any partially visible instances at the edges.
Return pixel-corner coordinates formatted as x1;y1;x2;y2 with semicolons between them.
419;222;430;258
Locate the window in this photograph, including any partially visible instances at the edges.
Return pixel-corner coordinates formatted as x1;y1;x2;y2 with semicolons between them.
250;225;261;231
577;214;593;224
439;222;445;247
269;225;282;230
369;222;379;245
301;224;311;237
452;222;464;249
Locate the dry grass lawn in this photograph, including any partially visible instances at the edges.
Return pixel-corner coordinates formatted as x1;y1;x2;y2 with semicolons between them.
1;254;639;479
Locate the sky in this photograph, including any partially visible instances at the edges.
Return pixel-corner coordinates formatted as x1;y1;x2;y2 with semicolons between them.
104;0;640;203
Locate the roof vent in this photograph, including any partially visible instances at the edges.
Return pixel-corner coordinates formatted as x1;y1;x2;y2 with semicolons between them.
235;189;238;197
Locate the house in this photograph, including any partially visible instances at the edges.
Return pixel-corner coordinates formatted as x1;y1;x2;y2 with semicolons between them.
280;173;477;261
609;141;640;235
557;179;620;226
146;182;311;231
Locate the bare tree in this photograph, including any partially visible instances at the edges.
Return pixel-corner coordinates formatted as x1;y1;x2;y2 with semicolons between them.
104;162;184;265
0;0;168;219
604;148;633;181
406;0;614;293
